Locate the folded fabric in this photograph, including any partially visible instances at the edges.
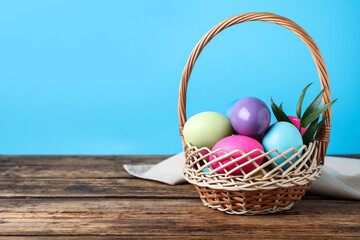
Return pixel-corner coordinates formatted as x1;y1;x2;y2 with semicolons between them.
123;153;186;185
308;156;360;200
124;153;360;200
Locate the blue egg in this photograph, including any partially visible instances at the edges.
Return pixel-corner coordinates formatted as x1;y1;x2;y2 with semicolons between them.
262;122;303;170
203;166;212;173
222;98;240;119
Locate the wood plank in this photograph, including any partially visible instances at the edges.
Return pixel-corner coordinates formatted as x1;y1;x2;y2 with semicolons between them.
0;155;170;166
0;177;343;199
0;165;135;179
0;155;358;179
0;237;224;239
0;198;358;237
0;178;197;198
0;154;356;166
0;155;167;179
0;196;346;211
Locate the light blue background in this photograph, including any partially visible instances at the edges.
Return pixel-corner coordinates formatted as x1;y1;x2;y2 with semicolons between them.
0;0;359;154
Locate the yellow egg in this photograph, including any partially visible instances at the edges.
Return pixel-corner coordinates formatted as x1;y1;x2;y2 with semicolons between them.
254;168;270;180
183;112;233;149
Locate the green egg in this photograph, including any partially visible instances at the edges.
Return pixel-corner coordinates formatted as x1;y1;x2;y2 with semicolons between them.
183;112;233;149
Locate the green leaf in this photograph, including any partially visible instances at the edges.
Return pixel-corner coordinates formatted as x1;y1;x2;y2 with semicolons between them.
296;83;313;118
302;118;319;145
279;102;283;111
302;117;327;145
301;87;326;121
300;98;338;127
271;98;292;123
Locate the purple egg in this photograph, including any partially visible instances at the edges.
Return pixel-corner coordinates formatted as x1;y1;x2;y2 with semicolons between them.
230;97;271;137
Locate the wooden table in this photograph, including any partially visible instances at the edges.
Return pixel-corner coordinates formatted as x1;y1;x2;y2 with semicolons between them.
0;155;359;239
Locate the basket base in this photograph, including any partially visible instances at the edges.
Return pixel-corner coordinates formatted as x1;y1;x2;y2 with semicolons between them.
195;184;311;215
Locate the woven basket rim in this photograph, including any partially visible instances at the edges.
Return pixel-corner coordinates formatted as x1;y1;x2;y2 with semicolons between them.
183;140;321;191
185;140;316;175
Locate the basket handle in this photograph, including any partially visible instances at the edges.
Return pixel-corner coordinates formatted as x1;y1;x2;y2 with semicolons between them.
178;12;332;164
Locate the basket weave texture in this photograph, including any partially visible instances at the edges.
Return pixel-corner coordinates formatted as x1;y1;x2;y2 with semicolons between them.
178;13;332;215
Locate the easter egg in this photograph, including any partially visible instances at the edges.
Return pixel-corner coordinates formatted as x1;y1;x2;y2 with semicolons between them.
230;97;271;137
254;167;270;180
288;116;308;136
223;98;240;119
209;135;264;175
198;149;210;157
197;149;210;161
202;166;212;173
262;122;304;170
275;116;308;136
183;112;233;149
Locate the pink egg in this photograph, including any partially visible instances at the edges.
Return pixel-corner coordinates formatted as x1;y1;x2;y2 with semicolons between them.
209;135;264;175
198;149;209;155
288;116;308;136
198;149;210;160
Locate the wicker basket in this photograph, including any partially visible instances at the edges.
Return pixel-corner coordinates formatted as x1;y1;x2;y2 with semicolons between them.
178;13;332;215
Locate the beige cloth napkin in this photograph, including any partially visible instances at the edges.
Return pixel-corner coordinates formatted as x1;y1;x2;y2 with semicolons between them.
124;154;360;200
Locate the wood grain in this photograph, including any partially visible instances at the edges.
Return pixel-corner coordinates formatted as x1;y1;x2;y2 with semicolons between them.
0;178;196;198
0;155;167;179
0;155;358;238
0;155;355;179
0;198;359;237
